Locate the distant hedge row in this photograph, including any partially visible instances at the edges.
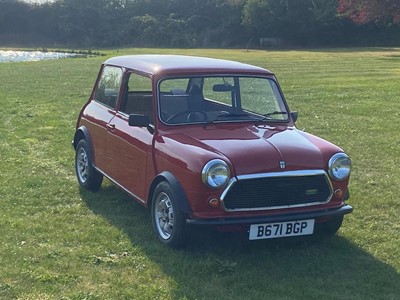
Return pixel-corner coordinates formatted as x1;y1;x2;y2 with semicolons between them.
1;0;399;48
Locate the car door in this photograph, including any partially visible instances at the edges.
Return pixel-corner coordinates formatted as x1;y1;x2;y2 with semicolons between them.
86;65;123;175
105;72;155;202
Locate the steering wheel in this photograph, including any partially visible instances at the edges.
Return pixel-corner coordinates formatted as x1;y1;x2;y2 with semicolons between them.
166;110;207;123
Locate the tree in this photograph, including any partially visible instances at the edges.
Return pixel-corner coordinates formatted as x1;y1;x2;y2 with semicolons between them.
0;0;398;48
242;0;342;46
0;0;45;45
125;0;246;47
51;0;129;46
337;0;400;24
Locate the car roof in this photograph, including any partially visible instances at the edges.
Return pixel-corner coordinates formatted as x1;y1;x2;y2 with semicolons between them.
104;55;273;76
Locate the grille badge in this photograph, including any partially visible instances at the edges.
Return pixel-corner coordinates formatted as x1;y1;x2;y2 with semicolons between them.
279;161;286;169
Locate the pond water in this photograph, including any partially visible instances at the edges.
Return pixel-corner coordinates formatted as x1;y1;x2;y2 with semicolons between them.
0;50;79;63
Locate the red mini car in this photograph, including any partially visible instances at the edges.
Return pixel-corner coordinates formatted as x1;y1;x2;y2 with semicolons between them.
73;55;352;247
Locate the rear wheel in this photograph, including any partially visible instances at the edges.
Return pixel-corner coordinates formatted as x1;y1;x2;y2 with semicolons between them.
151;181;187;248
75;139;103;191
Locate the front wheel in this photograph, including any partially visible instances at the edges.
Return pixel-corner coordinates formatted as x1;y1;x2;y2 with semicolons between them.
151;181;187;248
75;139;103;191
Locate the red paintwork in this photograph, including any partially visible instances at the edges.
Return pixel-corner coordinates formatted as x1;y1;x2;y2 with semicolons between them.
75;55;351;224
152;124;349;219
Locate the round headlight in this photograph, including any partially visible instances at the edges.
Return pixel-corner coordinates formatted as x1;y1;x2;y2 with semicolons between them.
202;159;230;189
328;153;351;181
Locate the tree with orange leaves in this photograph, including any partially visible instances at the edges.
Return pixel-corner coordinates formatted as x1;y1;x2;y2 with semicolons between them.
337;0;400;24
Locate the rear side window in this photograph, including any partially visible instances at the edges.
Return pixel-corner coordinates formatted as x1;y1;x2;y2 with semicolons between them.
93;66;123;109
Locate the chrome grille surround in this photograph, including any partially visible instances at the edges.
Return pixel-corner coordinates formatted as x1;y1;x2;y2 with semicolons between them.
220;170;333;212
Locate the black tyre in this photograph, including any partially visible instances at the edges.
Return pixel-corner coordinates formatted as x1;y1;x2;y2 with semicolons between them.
151;181;187;248
75;139;103;191
320;215;344;235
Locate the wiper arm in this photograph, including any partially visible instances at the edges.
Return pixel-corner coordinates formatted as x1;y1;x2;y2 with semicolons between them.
217;112;250;118
259;111;287;120
264;111;287;117
203;112;252;127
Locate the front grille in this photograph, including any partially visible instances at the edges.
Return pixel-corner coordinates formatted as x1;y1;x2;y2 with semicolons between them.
222;171;332;211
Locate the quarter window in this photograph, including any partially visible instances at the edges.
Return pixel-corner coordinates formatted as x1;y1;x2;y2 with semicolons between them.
93;66;123;109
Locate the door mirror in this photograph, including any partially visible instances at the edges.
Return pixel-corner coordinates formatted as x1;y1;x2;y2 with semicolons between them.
291;111;298;123
129;114;150;127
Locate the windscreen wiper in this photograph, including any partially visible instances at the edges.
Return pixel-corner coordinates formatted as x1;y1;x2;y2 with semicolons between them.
259;111;287;120
203;112;252;127
216;112;250;118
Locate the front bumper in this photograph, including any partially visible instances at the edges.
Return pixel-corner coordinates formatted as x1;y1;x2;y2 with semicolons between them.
186;204;353;226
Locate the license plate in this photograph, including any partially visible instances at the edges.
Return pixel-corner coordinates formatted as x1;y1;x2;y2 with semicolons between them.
249;219;315;240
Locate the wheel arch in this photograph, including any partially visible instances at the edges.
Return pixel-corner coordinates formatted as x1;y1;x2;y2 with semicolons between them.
73;126;98;168
148;171;192;214
73;126;92;150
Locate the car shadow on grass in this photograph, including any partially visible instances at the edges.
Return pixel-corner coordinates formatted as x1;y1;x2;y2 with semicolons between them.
81;184;400;300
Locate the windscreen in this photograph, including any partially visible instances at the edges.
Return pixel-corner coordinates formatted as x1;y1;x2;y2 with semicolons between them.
158;76;288;125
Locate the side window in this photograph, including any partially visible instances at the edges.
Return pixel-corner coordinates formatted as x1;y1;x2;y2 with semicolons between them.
120;73;154;123
159;78;189;95
93;66;123;109
128;73;152;92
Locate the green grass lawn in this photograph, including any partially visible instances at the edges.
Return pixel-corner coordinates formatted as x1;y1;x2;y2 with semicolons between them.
0;48;399;299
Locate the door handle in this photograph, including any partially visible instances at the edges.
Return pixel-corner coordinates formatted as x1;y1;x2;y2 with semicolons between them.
106;123;115;131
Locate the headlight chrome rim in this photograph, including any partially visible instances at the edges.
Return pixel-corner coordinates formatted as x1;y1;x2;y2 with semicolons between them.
202;159;230;189
328;153;351;181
